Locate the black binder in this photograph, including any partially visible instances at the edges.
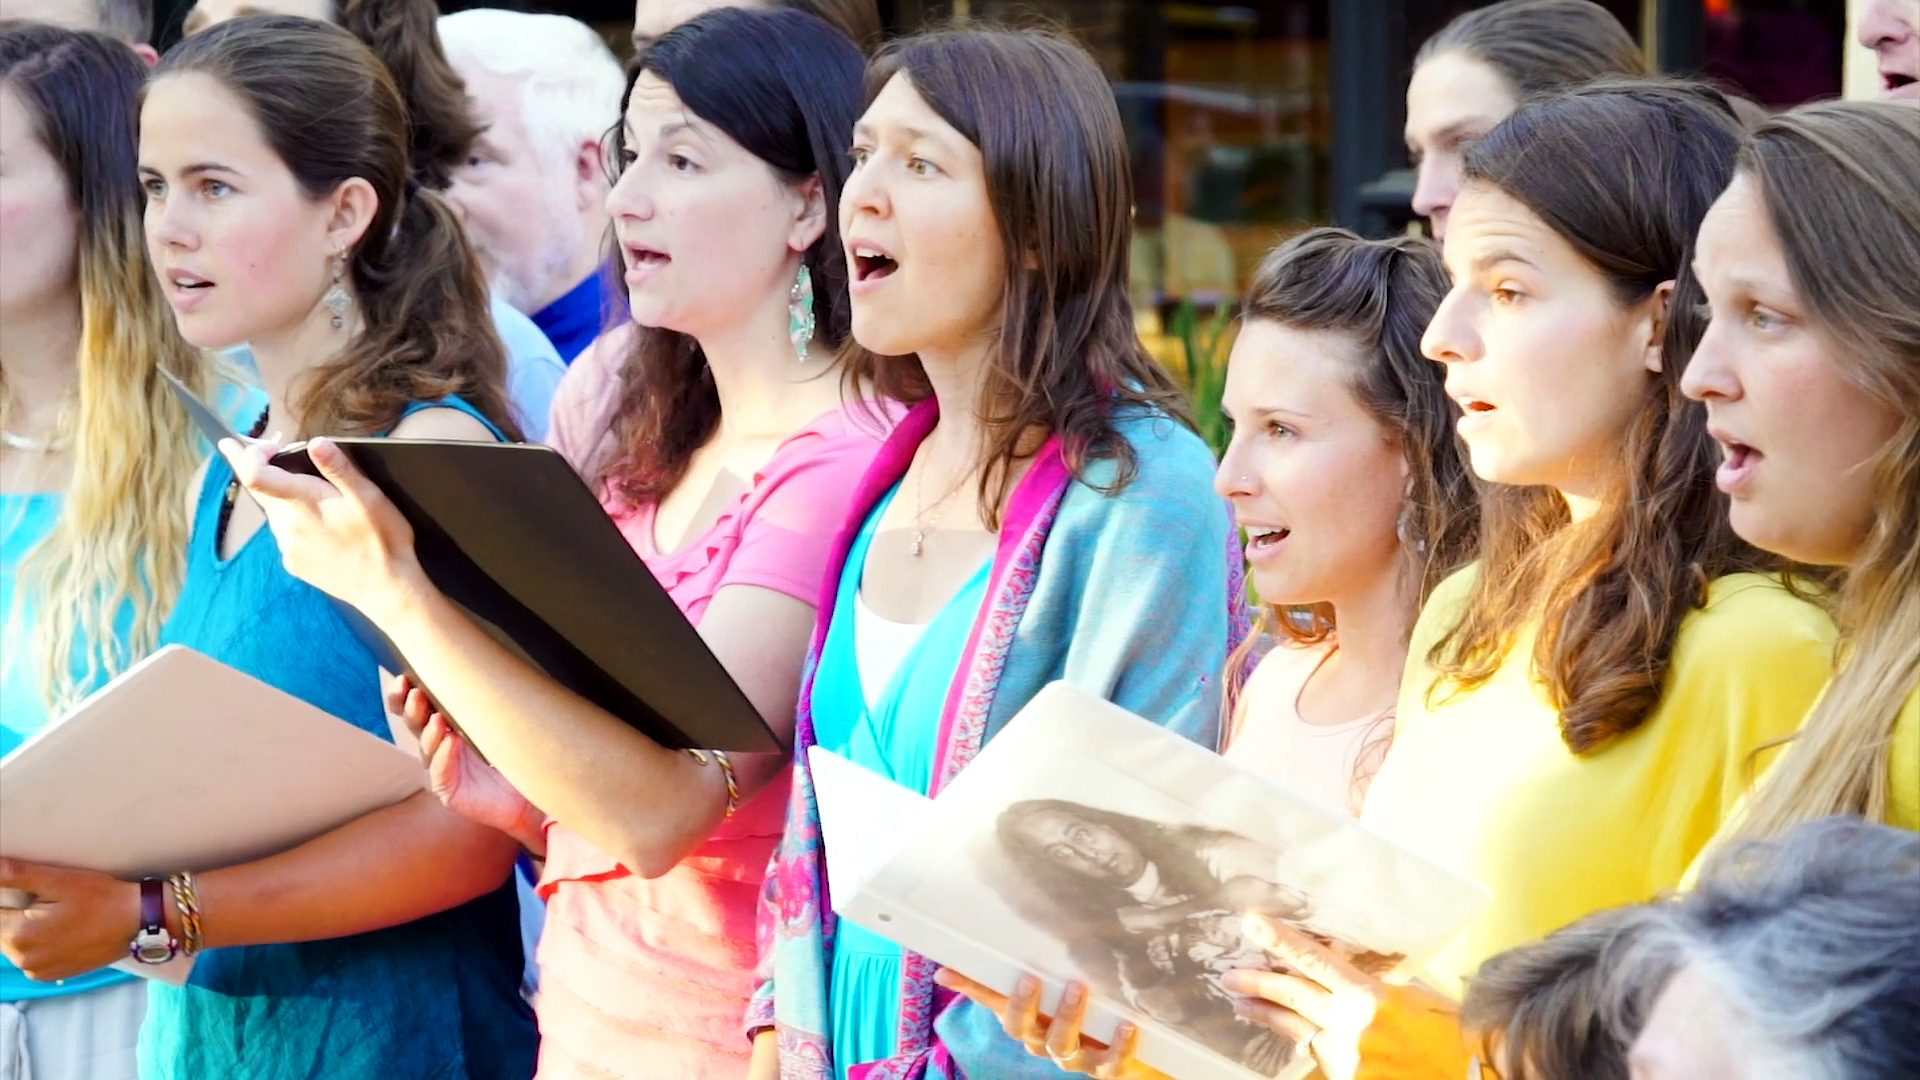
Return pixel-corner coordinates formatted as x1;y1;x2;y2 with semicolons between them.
162;370;782;754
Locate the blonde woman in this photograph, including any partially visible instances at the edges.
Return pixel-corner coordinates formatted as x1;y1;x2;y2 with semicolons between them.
0;23;243;1080
1684;100;1920;833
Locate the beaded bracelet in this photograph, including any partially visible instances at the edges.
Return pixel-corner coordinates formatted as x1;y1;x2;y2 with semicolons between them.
167;871;205;957
686;748;741;819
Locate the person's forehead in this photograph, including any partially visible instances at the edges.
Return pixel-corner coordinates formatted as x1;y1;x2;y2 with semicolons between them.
0;0;98;32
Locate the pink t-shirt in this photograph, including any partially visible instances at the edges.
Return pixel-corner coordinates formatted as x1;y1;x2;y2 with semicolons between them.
536;332;898;1078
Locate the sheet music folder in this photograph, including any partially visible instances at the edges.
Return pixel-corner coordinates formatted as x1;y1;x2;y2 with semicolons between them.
271;438;782;755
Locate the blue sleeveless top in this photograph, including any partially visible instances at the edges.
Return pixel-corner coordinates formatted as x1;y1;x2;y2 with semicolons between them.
139;397;538;1080
811;483;992;1078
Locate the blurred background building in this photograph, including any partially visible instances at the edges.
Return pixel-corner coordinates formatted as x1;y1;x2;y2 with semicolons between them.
148;0;1860;354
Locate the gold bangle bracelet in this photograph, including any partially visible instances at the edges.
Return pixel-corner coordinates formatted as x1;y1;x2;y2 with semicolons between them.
167;871;204;957
686;748;741;819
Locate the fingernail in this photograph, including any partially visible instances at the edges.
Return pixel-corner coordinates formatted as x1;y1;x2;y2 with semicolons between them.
1232;999;1255;1018
1117;1023;1136;1040
933;970;955;988
1061;984;1082;1006
1018;976;1038;995
1222;971;1250;994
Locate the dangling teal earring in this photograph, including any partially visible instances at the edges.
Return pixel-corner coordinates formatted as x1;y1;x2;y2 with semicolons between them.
789;263;815;363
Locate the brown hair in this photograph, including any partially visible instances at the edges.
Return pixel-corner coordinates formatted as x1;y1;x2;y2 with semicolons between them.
1460;903;1675;1080
864;25;1194;523
1240;228;1478;643
1430;80;1790;754
1735;102;1920;835
333;0;482;191
1417;0;1647;95
1221;228;1479;810
599;7;870;507
182;0;482;190
152;16;519;441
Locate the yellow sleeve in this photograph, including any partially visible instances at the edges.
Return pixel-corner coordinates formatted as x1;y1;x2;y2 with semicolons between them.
1660;576;1838;826
1890;687;1919;831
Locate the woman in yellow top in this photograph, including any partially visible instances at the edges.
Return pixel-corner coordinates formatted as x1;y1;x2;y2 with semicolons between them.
1682;101;1920;836
1217;81;1836;1080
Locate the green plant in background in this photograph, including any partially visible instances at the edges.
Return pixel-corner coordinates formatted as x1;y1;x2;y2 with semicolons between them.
1167;298;1236;458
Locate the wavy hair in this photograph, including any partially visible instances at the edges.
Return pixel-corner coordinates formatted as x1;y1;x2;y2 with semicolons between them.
598;7;869;507
1220;228;1479;808
1427;80;1798;754
1;24;220;713
1735;103;1920;835
863;25;1195;526
152;17;519;441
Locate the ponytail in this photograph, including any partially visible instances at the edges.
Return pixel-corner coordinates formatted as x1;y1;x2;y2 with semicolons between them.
297;185;522;441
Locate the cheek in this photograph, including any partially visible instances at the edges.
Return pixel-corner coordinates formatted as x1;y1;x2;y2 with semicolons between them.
0;187;78;299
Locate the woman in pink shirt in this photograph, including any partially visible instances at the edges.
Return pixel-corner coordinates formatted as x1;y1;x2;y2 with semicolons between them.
231;9;899;1078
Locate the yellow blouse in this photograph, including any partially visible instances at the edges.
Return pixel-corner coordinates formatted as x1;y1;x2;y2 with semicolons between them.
1361;570;1837;998
1890;686;1919;830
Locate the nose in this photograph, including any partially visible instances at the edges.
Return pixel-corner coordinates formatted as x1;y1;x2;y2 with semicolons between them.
1215;433;1258;499
1411;157;1457;240
1680;315;1739;403
838;157;888;229
1859;0;1914;49
1421;283;1479;367
604;162;654;222
146;192;197;253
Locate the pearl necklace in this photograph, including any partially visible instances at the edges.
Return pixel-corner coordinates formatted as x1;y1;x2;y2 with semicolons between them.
1;429;70;453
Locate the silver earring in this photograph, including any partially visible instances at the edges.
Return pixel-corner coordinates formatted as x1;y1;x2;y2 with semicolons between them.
324;254;352;331
1396;504;1428;554
788;263;815;363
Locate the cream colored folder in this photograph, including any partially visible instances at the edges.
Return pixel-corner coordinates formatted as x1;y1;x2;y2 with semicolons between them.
0;644;424;886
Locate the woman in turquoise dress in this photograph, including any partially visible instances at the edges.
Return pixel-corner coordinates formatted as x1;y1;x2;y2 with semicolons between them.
0;25;248;1080
0;19;536;1079
750;26;1245;1080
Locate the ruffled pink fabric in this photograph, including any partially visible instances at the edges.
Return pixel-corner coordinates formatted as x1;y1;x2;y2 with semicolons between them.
534;395;901;1079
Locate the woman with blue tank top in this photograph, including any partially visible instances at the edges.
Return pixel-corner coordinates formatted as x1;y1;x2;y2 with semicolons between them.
0;26;256;1080
0;18;536;1080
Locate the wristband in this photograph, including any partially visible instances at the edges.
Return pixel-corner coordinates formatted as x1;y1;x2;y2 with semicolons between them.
130;878;178;965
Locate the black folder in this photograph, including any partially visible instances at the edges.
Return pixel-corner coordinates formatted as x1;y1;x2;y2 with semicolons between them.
161;371;782;754
277;438;783;754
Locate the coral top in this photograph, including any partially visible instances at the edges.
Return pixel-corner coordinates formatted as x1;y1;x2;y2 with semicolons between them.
538;341;897;1079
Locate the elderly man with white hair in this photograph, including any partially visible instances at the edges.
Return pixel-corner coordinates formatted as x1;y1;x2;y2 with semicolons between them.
440;9;624;364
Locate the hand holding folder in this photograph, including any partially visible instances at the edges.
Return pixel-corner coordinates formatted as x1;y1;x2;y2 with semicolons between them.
163;370;781;757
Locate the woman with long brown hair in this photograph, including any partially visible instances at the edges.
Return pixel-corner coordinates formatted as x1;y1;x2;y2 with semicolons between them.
1684;101;1920;835
750;24;1243;1080
0;17;535;1079
227;9;895;1077
1214;81;1836;1080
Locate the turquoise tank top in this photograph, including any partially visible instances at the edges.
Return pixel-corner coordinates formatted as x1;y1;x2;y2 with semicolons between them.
811;483;992;1078
137;397;537;1080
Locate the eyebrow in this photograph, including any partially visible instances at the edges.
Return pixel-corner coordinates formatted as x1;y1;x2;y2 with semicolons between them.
1468;248;1538;275
1408;120;1491;157
851;122;944;146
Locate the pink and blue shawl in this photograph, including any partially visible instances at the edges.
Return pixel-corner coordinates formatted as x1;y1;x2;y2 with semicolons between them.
749;399;1248;1079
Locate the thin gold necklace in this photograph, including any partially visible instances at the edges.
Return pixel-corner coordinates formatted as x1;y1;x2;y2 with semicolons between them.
908;456;967;558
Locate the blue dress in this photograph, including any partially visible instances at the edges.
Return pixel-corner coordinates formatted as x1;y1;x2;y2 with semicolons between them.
811;484;992;1079
139;397;538;1080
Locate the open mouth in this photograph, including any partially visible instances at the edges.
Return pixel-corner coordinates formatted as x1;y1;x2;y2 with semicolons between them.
624;244;669;270
1460;399;1496;415
850;244;899;283
1884;67;1918;95
1246;525;1290;552
168;269;214;292
1716;438;1764;493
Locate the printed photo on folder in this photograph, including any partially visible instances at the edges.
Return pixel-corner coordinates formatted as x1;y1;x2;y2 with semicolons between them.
160;370;780;755
810;682;1490;1080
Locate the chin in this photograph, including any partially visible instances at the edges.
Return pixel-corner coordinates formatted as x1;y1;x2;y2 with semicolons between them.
848;313;920;358
174;314;250;351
